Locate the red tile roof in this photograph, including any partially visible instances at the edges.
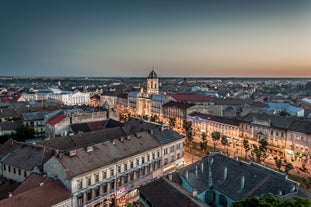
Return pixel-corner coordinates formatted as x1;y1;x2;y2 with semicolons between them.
0;174;71;207
47;113;67;125
169;93;215;103
87;120;107;131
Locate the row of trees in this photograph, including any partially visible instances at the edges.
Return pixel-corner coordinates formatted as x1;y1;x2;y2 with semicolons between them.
233;193;311;207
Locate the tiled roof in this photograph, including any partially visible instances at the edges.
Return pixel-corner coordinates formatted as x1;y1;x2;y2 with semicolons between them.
0;140;54;171
189;112;239;126
0;175;71;207
288;119;311;134
70;123;92;134
87;120;107;131
47;113;67;125
178;153;298;201
55;132;161;178
139;177;206;207
241;112;296;129
215;98;254;105
13;173;48;195
162;101;195;109
0;120;22;131
169;93;215;103
123;118;184;145
39;127;127;150
21;111;50;121
123;118;162;135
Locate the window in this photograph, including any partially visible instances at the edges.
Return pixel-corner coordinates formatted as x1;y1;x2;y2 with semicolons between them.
24;171;27;177
152;153;155;159
87;190;92;201
118;165;121;173
142;156;145;164
147;154;150;162
3;164;6;171
103;170;107;179
130;172;134;181
77;180;83;190
13;167;16;174
103;184;108;193
77;194;83;205
164;148;168;155
136;158;140;166
219;194;227;207
18;169;21;176
117;178;122;187
124;175;128;184
124;163;128;171
164;158;168;165
171;155;174;163
170;146;175;152
94;173;99;182
157;151;160;157
87;177;91;186
110;168;114;177
130;161;134;169
176;143;181;150
95;187;100;198
8;166;11;173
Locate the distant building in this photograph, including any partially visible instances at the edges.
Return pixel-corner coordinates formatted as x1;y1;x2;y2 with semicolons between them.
128;69;168;117
22;88;90;106
266;102;304;117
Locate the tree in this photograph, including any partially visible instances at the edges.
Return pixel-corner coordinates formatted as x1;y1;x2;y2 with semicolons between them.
243;139;251;160
232;193;311;207
284;163;294;174
200;132;208;153
183;120;192;133
221;135;229;155
142;115;149;121
274;156;283;171
251;139;268;163
211;131;220;151
168;117;176;128
15;124;35;142
150;114;159;123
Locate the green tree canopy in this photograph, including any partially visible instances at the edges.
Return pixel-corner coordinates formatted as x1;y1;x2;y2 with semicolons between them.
232;193;311;207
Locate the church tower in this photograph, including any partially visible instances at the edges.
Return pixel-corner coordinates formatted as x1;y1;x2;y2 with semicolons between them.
147;68;159;94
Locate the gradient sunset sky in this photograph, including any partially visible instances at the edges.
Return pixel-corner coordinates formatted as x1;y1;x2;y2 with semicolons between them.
1;0;311;77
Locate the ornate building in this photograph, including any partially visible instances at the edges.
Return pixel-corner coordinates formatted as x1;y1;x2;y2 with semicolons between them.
128;69;167;117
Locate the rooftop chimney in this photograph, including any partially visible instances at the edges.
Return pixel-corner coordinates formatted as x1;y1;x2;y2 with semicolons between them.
223;167;227;182
208;157;213;188
240;175;245;191
195;165;198;177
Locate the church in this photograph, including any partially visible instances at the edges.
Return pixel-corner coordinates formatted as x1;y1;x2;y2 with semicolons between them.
128;69;167;118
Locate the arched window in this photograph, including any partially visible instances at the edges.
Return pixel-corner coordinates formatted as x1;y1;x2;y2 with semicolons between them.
219;194;227;207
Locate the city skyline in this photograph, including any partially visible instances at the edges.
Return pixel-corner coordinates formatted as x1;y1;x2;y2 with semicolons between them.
1;0;311;77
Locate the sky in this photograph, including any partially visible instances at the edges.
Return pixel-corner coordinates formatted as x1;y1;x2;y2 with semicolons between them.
0;0;311;77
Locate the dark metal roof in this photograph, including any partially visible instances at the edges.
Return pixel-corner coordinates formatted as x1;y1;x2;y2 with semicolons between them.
139;177;206;207
148;70;158;79
178;153;298;201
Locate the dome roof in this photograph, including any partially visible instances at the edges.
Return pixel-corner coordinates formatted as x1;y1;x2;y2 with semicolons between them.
148;70;158;79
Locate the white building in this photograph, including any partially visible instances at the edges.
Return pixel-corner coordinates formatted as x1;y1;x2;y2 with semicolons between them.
22;89;90;106
43;118;185;207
